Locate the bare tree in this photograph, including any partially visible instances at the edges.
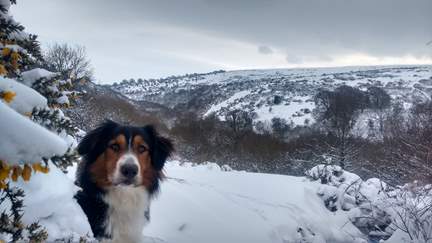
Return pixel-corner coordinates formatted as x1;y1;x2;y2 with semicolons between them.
367;86;391;111
366;86;392;137
225;109;255;138
313;85;367;167
44;43;94;80
271;117;290;140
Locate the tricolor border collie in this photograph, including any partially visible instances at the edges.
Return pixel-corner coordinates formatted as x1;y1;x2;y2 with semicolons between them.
75;120;173;243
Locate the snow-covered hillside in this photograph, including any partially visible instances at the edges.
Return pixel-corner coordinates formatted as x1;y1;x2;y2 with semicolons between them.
146;162;430;243
15;160;430;243
146;161;367;243
112;65;432;126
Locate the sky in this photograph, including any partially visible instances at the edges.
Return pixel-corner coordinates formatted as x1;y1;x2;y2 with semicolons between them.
12;0;432;84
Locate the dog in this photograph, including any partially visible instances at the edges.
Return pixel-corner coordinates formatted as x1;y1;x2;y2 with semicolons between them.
74;120;173;243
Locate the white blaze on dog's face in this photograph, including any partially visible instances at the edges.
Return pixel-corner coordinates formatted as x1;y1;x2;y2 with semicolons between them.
89;133;157;190
112;152;141;186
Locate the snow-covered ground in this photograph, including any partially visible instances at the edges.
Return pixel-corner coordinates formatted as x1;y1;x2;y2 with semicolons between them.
146;161;366;243
9;160;429;242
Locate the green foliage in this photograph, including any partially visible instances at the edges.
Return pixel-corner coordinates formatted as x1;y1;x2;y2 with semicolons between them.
0;184;48;242
31;107;78;135
46;148;79;173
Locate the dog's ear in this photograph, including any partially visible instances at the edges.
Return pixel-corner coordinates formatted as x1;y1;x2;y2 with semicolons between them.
143;125;173;171
78;120;119;156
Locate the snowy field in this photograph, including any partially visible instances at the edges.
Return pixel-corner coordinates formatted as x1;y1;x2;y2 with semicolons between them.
8;160;426;243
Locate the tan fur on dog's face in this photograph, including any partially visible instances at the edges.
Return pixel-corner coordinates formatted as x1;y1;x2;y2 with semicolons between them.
132;135;159;190
89;134;157;190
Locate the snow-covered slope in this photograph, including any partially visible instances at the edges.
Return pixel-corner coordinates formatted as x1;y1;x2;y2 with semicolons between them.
111;65;432;126
147;162;430;243
12;160;429;242
146;161;366;243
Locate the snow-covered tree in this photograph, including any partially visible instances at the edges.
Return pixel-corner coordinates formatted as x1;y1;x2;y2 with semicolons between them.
0;0;81;241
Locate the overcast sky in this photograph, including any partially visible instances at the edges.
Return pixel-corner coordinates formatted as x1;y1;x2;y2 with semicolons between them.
12;0;432;84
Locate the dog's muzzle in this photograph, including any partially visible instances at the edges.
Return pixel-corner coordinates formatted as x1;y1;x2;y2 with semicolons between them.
114;154;141;186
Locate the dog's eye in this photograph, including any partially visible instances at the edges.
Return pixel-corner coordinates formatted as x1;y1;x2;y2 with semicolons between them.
138;145;147;153
109;143;120;152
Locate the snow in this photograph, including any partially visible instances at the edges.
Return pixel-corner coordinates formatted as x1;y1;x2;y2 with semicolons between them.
0;76;47;114
0;102;68;164
305;164;432;243
116;65;432;128
11;162;92;241
1;160;429;242
204;90;251;118
3;44;26;53
145;161;367;243
20;68;57;86
56;93;70;105
254;96;315;126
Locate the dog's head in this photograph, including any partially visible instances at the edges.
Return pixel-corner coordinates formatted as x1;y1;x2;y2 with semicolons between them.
76;120;173;193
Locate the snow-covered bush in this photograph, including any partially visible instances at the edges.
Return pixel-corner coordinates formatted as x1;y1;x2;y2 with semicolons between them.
306;164;432;242
0;1;89;241
385;183;432;243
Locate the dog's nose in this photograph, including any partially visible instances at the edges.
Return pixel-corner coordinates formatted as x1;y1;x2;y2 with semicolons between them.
120;164;138;179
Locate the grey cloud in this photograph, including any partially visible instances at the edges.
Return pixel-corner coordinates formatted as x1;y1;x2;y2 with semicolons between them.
286;55;303;64
258;45;273;55
15;1;432;55
12;0;432;83
78;0;431;58
317;55;333;62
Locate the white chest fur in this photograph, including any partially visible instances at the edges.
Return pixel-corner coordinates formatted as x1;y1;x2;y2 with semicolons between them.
102;186;150;243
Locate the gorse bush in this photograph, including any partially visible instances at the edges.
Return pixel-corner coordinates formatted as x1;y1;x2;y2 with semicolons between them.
0;1;82;241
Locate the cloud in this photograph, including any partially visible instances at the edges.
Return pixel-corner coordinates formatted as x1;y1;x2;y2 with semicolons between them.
11;0;432;83
317;55;333;62
286;55;303;64
258;45;273;55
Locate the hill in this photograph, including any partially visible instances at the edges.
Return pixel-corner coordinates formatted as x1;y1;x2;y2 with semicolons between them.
111;65;432;127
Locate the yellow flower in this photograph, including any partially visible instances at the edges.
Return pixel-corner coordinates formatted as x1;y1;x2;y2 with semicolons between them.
10;51;20;60
40;165;50;174
32;163;43;172
1;47;11;56
32;163;49;173
22;164;32;181
0;64;7;76
0;164;10;181
0;160;9;170
0;180;6;189
1;91;16;103
11;166;22;182
10;51;21;70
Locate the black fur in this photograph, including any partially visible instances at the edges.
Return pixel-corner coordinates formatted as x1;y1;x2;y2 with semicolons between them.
74;190;110;238
74;120;173;239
